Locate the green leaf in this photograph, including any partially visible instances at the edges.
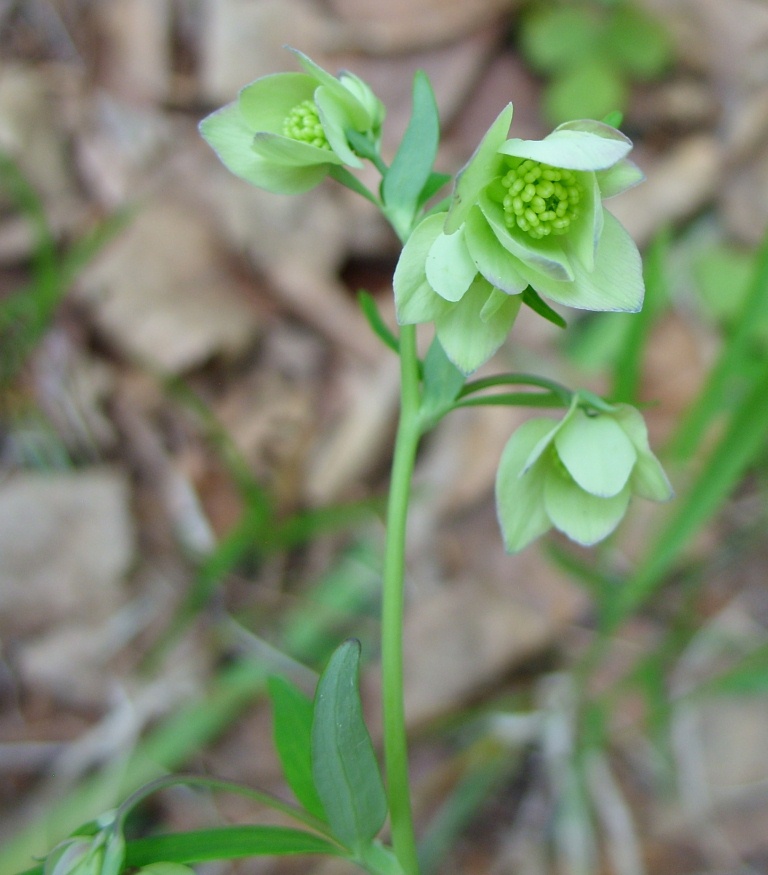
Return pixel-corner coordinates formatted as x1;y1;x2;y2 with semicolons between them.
417;171;452;210
603;5;673;81
268;676;327;820
520;5;600;74
606;354;768;630
522;287;566;328
420;336;466;427
124;826;339;866
311;640;387;851
543;61;628;127
382;71;440;232
358;290;400;354
696;643;768;697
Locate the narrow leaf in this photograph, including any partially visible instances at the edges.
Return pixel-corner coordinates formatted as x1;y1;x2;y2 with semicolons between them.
358;290;400;354
124;827;339;866
382;71;440;227
522;287;567;328
268;676;327;820
420;336;466;426
607;354;768;630
311;640;387;851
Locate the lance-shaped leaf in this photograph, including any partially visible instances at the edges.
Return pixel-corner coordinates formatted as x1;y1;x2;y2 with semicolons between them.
382;71;441;232
311;640;387;851
268;676;326;821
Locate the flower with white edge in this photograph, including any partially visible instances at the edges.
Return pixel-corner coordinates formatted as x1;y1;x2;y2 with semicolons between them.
199;49;384;194
394;105;645;372
495;398;672;552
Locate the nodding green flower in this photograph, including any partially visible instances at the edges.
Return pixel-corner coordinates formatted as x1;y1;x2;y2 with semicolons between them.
199;49;384;194
394;104;644;372
496;399;672;552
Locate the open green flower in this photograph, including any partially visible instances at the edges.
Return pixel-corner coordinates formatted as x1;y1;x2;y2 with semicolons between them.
496;399;672;552
394;105;644;372
199;49;384;194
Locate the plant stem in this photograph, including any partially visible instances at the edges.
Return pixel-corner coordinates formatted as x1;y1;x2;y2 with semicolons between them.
381;322;422;875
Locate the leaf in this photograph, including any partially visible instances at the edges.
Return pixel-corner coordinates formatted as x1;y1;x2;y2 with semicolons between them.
268;676;327;820
522;287;566;328
420;336;466;427
417;172;452;210
696;643;768;697
358;291;400;354
520;5;599;74
543;61;627;127
382;71;440;233
603;4;673;81
311;640;387;851
124;827;339;866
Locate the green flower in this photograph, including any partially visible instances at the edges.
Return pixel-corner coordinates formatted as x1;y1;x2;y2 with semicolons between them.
394;105;644;372
199;49;384;194
496;399;672;552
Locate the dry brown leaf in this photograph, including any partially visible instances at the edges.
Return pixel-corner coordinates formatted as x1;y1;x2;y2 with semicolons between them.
328;0;518;53
199;0;339;103
0;469;134;637
609;136;722;248
92;0;173;103
76;197;260;373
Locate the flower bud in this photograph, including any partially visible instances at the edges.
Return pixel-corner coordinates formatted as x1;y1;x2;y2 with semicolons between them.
496;398;672;552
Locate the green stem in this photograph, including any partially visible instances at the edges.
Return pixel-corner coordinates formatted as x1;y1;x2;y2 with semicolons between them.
381;323;422;875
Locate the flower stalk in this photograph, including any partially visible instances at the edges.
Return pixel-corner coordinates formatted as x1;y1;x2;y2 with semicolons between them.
380;323;422;875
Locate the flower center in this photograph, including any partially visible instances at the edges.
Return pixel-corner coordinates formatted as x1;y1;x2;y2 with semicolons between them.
282;100;331;150
499;159;583;240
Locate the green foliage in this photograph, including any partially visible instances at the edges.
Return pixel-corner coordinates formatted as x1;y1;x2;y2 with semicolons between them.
311;640;388;852
268;676;327;820
381;71;442;239
419;336;467;429
0;151;129;387
124;827;338;864
518;0;674;124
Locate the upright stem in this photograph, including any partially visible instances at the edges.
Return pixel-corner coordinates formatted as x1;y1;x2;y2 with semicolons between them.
381;323;421;875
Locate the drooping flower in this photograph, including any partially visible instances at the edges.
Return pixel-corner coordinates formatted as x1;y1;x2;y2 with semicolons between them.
394;104;645;372
199;49;384;194
495;398;672;552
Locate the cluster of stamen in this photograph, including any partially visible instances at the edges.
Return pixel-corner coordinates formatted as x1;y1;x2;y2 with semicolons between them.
282;100;331;150
499;159;583;240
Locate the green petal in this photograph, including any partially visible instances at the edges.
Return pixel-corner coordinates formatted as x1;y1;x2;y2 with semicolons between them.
554;409;637;497
199;104;329;193
522;402;574;471
339;72;386;132
562;172;602;273
315;85;363;166
496;418;556;553
498;122;632;171
516;210;644;312
595;158;644;198
251;131;344;167
426;226;478;302
445;104;513;234
544;469;631;545
238;72;317;131
435;277;520;373
394;214;446;324
612;405;674;501
464;207;528;294
478;191;575;281
290;49;370;130
480;287;518;322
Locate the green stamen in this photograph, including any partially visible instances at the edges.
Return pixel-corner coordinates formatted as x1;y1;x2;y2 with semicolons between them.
283;99;331;150
498;158;583;240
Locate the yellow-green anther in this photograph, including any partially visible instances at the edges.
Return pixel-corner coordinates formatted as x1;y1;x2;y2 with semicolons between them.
282;99;331;149
498;158;583;240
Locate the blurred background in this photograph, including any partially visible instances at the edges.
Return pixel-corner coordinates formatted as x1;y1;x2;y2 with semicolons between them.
2;1;768;873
